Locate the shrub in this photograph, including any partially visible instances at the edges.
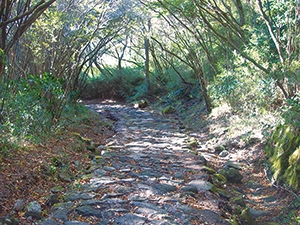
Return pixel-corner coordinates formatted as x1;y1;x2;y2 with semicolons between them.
82;67;145;101
0;73;68;142
208;69;277;113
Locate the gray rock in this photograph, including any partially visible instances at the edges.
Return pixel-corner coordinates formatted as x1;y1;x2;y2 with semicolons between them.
154;183;177;193
97;145;107;151
147;220;174;225
131;202;167;215
103;166;116;171
128;194;147;202
51;202;74;221
78;199;104;206
64;190;96;201
101;198;127;205
140;170;160;178
85;177;116;191
181;186;199;194
215;145;226;152
225;161;243;170
58;170;72;182
38;218;59;225
97;220;110;225
114;214;146;225
262;196;277;203
51;201;74;211
74;160;81;170
219;168;243;183
50;185;64;193
136;183;160;194
250;208;271;218
101;193;124;200
217;189;231;200
241;207;254;225
129;171;140;178
232;195;246;207
0;216;19;225
198;210;230;225
24;201;42;219
92;169;107;176
173;172;184;179
176;203;200;214
75;205;102;217
247;180;262;189
196;154;207;165
107;208;129;213
188;180;213;191
114;185;134;194
64;222;91;225
119;168;131;172
12;199;24;211
253;188;263;196
118;178;136;183
47;194;60;205
219;150;229;157
52;209;69;221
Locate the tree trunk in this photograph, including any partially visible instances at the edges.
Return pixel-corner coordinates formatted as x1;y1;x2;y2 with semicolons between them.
235;0;245;26
256;0;285;64
144;19;151;93
196;70;212;113
0;0;56;76
144;37;151;93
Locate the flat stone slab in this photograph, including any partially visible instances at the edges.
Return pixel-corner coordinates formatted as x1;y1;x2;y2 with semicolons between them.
131;202;168;215
85;177;117;191
181;185;199;194
198;210;231;225
64;191;96;201
64;222;91;225
75;205;102;217
154;184;177;193
38;219;59;225
188;180;213;192
250;208;271;218
114;213;147;224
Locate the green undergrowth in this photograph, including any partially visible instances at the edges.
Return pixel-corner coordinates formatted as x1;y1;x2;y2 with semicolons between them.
81;67;146;101
0;92;99;150
82;65;201;105
0;73;88;144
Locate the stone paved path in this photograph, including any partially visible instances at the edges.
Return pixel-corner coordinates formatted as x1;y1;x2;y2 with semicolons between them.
40;103;230;225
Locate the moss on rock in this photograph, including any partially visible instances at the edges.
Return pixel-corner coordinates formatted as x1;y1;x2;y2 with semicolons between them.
240;207;254;225
162;105;175;114
266;124;300;188
187;137;199;149
232;195;246;207
213;173;228;184
134;99;148;108
201;166;216;174
219;167;243;184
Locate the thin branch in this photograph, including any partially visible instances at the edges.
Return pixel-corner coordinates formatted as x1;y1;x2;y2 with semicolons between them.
256;0;285;64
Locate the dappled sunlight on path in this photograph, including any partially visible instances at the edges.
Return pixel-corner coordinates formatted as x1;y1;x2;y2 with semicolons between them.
38;101;230;224
36;101;294;225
